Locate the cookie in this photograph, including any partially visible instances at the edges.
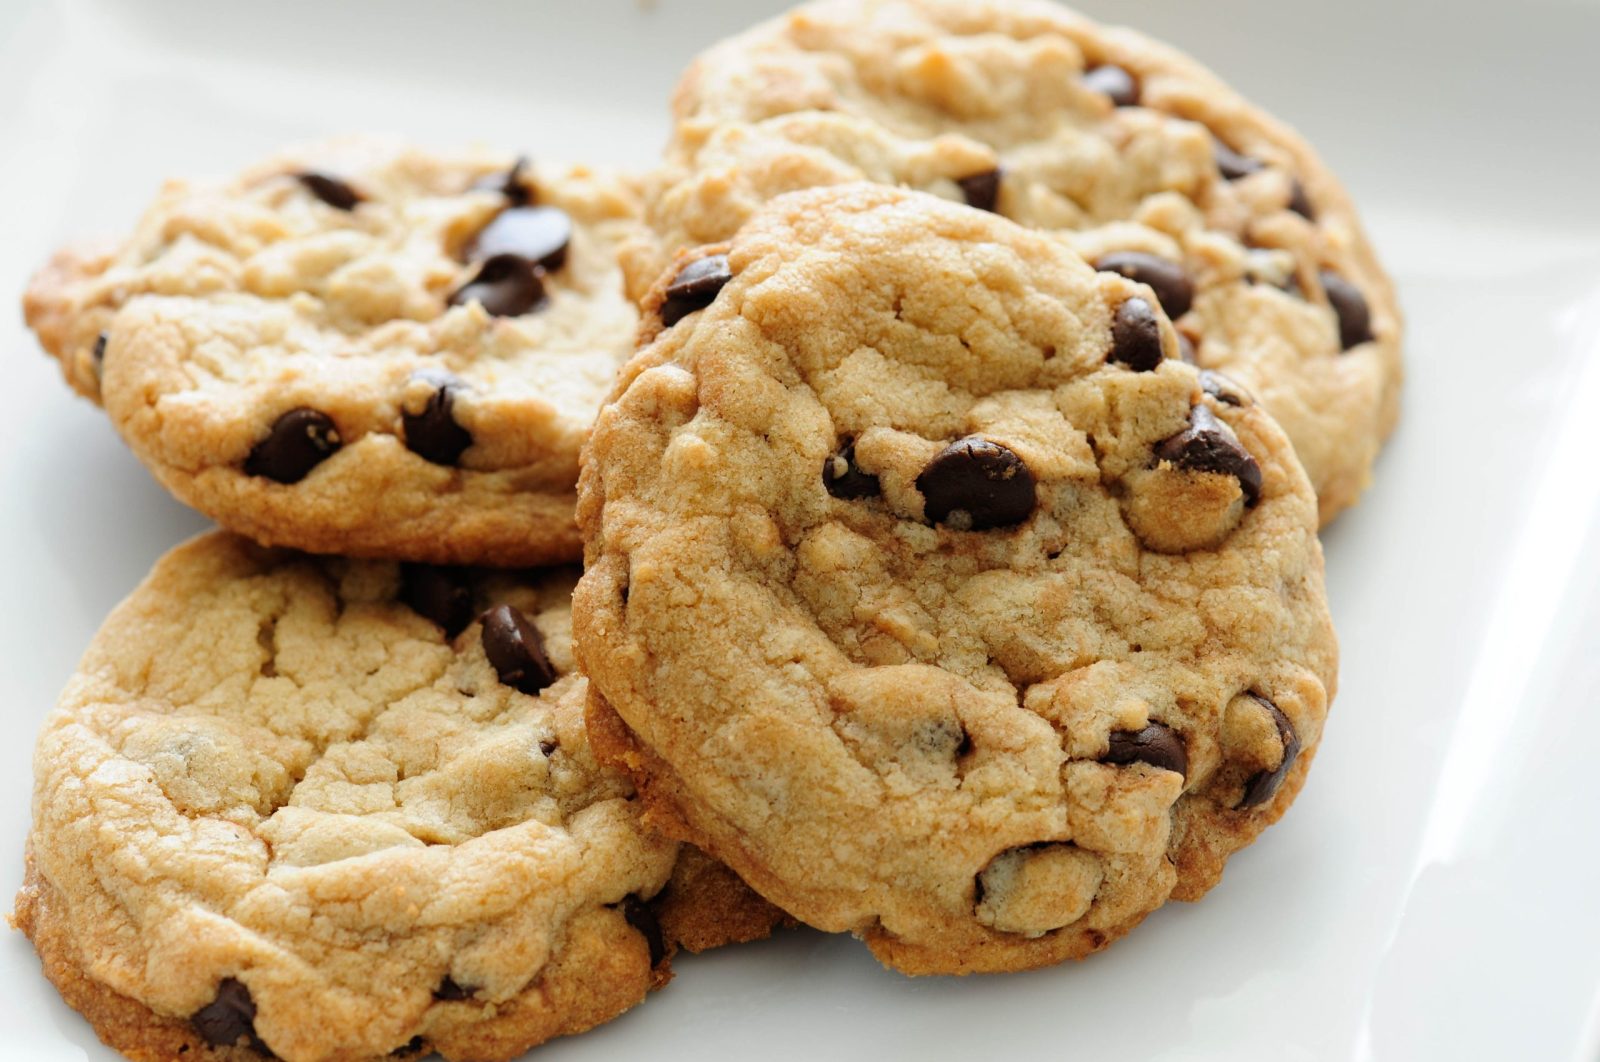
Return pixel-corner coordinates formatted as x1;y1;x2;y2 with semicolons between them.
12;532;778;1062
644;0;1401;523
23;138;647;565
573;184;1337;975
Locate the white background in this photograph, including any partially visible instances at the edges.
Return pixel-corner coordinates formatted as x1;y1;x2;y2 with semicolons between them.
2;1;1598;1059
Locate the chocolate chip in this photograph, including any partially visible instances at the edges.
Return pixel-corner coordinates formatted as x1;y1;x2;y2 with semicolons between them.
1212;140;1313;220
1110;296;1165;371
297;172;362;211
401;564;474;638
481;604;556;696
191;978;260;1049
823;438;881;499
432;976;477;1002
402;371;472;466
917;436;1037;530
471;156;531;206
1199;368;1249;406
450;254;545;317
467;206;571;272
957;168;1002;213
1214;140;1265;181
244;408;341;484
1320;270;1373;350
392;1035;428;1058
620;895;667;967
1103;723;1188;777
1239;693;1301;808
1176;332;1197;365
1096;252;1194;319
92;332;107;363
1288;179;1315;220
1083;64;1139;107
539;738;558;757
1153;405;1262;507
660;254;733;327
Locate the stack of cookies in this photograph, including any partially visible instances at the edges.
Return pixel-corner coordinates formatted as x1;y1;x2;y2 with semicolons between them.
11;2;1401;1059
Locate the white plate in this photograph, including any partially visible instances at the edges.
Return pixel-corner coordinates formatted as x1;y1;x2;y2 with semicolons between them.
3;1;1598;1059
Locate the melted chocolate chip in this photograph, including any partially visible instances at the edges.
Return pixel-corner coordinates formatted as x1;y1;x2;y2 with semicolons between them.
470;156;532;206
621;895;667;967
297;172;362;211
92;331;107;363
1153;405;1262;507
481;604;556;696
957;168;1002;213
1288;179;1315;220
917;436;1037;530
1110;296;1165;371
660;254;733;327
1083;64;1139;107
244;408;341;484
1103;723;1189;777
1199;369;1250;407
823;438;881;499
1239;693;1301;808
467;206;571;272
432;976;477;1002
401;564;474;639
401;371;473;466
191;978;260;1049
1320;270;1373;350
539;738;558;757
1214;139;1265;181
1096;252;1195;319
450;254;545;317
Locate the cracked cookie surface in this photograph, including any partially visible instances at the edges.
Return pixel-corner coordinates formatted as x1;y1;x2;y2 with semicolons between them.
23;138;647;565
574;185;1337;974
13;532;776;1062
642;0;1401;523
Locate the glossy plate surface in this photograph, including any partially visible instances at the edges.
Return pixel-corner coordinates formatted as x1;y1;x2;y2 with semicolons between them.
2;1;1597;1059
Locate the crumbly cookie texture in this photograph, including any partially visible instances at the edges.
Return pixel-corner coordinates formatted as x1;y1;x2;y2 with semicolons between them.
644;0;1401;524
574;185;1337;975
23;138;649;565
11;532;777;1062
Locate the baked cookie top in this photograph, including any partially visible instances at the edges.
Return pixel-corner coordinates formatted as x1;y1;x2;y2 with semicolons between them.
23;138;646;565
21;532;679;1062
574;184;1337;974
647;0;1402;523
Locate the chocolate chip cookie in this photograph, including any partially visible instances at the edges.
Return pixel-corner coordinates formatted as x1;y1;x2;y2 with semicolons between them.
23;138;647;565
574;184;1337;974
12;532;779;1062
645;0;1402;523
